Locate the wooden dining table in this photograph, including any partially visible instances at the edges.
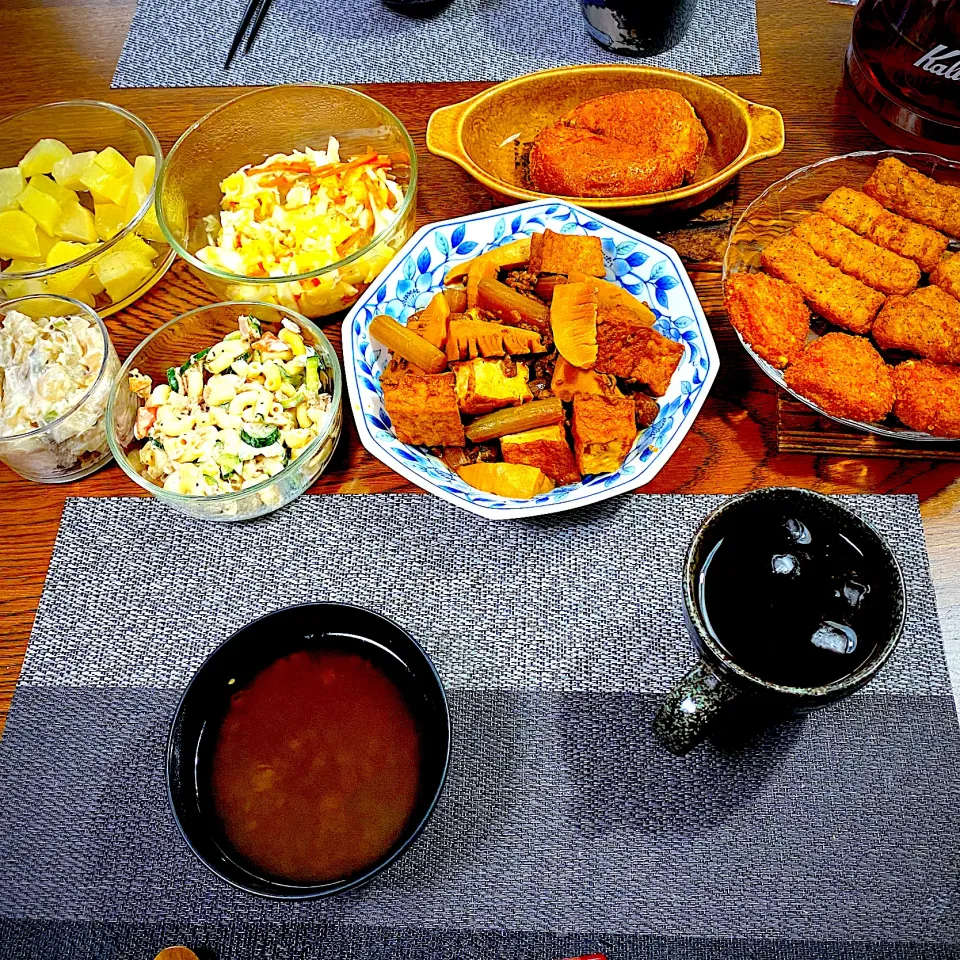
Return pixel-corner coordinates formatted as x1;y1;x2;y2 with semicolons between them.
2;0;959;735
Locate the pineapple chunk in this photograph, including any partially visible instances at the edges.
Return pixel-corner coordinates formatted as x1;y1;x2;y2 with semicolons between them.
56;202;98;243
78;163;130;206
29;174;78;207
17;184;62;236
45;240;93;294
93;247;153;302
0;265;46;300
35;229;57;259
114;232;158;263
94;202;127;241
19;139;72;178
124;154;156;219
0;209;40;259
136;203;165;243
52;151;96;190
94;146;134;180
85;271;105;295
0;167;25;212
70;285;96;308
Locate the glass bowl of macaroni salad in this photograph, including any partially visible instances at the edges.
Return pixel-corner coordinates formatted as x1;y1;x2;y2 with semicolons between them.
0;294;119;482
106;301;342;521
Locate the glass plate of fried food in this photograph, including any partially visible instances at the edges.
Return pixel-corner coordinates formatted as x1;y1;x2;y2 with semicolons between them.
723;149;960;442
343;200;718;519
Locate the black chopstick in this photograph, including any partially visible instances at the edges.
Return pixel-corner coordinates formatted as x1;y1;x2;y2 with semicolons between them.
244;0;275;54
225;0;265;68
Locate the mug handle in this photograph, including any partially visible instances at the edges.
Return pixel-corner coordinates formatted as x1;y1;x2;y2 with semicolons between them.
653;660;741;755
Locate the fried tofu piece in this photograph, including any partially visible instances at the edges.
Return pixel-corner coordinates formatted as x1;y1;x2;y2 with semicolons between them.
457;461;554;498
453;358;531;415
760;234;885;334
382;370;466;447
930;255;960;302
785;333;895;423
550;355;621;402
407;293;449;349
529;89;707;198
873;285;960;364
528;229;605;277
595;305;683;396
792;212;920;296
892;360;960;437
724;272;810;369
446;316;545;361
571;394;638;475
819;187;949;272
551;280;599;368
864;157;960;239
500;424;581;486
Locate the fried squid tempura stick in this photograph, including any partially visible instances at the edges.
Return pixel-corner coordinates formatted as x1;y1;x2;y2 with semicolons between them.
759;234;885;334
864;157;960;239
873;285;960;365
930;255;960;303
792;212;920;296
819;187;949;273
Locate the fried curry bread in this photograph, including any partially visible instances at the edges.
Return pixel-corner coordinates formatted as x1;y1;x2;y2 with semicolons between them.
529;89;708;199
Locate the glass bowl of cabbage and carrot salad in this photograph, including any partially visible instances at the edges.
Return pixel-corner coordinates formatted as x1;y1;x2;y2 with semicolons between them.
106;302;342;522
155;86;417;319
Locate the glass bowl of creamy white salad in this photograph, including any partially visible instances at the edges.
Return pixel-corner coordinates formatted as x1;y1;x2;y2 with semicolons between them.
106;301;342;522
0;294;119;482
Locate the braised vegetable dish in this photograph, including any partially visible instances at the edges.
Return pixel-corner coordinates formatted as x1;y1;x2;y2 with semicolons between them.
725;157;960;437
373;229;684;499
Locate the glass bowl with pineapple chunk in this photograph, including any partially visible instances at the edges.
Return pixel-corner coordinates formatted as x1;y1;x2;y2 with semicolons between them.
106;301;343;522
0;100;174;316
155;85;417;320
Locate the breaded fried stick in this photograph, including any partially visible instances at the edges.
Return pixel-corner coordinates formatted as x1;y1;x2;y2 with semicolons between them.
930;255;960;302
820;187;949;272
724;272;810;369
793;213;920;296
864;157;960;239
873;285;960;365
760;234;885;334
893;360;960;438
785;333;895;423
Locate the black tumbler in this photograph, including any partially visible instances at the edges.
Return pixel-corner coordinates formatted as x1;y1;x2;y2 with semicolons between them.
579;0;700;56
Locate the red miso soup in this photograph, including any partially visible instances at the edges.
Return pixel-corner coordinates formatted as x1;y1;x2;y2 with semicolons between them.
208;647;422;883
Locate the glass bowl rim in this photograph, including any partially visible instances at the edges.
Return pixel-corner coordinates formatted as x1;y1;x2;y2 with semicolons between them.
155;84;419;285
0;293;113;443
721;147;960;444
0;99;165;280
105;300;343;505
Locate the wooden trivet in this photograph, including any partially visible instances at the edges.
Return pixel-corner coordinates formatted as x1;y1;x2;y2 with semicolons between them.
777;392;960;460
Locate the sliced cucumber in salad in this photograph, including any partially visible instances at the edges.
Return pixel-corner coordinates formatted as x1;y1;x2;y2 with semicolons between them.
240;423;280;448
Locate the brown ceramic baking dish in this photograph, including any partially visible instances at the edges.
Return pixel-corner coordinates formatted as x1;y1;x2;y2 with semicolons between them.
426;65;785;215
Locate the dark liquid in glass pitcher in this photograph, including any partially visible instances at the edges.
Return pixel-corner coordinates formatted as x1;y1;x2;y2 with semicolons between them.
845;0;960;157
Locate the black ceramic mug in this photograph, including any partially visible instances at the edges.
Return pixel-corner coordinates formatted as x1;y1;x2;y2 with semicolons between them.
653;488;906;755
579;0;700;57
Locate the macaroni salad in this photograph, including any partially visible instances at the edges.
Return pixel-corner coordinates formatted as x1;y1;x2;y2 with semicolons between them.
128;314;333;496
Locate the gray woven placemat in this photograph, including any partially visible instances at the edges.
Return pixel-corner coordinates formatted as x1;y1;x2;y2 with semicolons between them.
0;493;958;960
112;0;760;87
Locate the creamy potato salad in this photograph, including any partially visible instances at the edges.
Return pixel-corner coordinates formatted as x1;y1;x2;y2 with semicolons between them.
0;309;116;480
195;138;406;317
128;314;333;496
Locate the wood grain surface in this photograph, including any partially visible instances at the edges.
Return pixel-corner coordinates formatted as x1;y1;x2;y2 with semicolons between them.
2;0;960;733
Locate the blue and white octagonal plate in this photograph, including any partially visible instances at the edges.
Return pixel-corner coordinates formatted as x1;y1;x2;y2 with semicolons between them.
342;200;719;521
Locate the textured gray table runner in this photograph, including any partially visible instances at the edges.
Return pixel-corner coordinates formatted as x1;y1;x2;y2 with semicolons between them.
112;0;760;87
0;493;958;959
